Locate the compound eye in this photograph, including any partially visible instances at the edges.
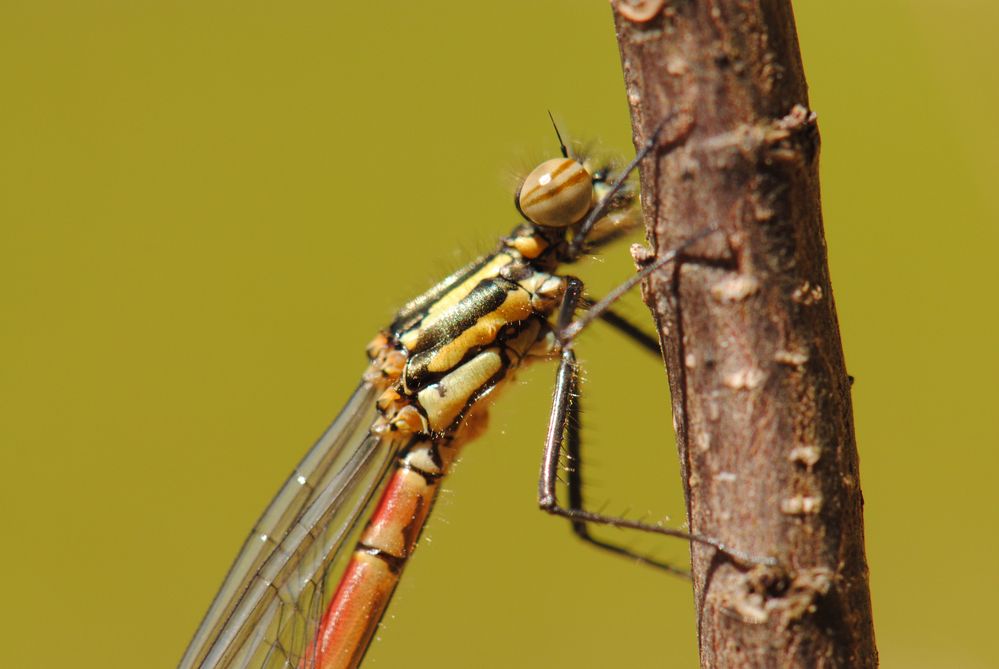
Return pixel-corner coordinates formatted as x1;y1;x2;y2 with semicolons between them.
517;158;592;228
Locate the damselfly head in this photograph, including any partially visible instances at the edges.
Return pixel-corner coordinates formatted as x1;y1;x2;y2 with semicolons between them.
516;157;593;228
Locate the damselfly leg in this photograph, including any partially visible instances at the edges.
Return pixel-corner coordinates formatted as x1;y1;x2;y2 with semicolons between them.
538;276;691;576
572;305;693;575
539;241;777;571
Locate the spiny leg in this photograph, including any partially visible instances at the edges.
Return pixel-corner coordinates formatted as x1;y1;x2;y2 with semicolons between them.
540;350;772;568
562;290;686;572
595;306;689;562
561;346;690;576
539;267;777;569
540;341;761;566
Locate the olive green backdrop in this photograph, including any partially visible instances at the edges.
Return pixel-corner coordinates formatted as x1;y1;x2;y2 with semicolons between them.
2;2;996;667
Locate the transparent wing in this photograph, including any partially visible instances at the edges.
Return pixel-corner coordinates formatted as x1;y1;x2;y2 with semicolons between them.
180;378;401;669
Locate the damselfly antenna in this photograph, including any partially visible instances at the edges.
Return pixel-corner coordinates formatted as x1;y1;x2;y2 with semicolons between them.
547;110;570;159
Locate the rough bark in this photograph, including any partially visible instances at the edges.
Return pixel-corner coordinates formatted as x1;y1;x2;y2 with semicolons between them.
611;2;877;667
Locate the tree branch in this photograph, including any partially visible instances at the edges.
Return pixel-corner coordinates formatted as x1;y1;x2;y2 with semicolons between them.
611;2;877;666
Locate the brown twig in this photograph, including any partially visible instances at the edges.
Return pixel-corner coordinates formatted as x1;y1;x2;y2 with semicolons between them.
611;1;877;666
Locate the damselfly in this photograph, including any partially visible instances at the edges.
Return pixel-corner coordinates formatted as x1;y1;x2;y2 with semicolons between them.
180;117;765;669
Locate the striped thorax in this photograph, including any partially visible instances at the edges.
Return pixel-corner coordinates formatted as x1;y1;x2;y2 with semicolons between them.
365;151;640;450
367;235;565;440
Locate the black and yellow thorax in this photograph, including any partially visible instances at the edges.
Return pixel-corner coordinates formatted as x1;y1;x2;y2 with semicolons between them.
364;154;639;443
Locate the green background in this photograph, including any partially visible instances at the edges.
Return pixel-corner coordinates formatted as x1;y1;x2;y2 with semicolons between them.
2;2;996;667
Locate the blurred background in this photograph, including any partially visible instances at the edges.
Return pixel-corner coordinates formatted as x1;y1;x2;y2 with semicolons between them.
1;1;996;667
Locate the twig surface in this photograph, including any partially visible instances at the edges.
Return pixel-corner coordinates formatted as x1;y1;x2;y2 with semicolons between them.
612;2;877;666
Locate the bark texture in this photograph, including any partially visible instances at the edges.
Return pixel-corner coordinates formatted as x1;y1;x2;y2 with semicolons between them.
611;2;877;667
